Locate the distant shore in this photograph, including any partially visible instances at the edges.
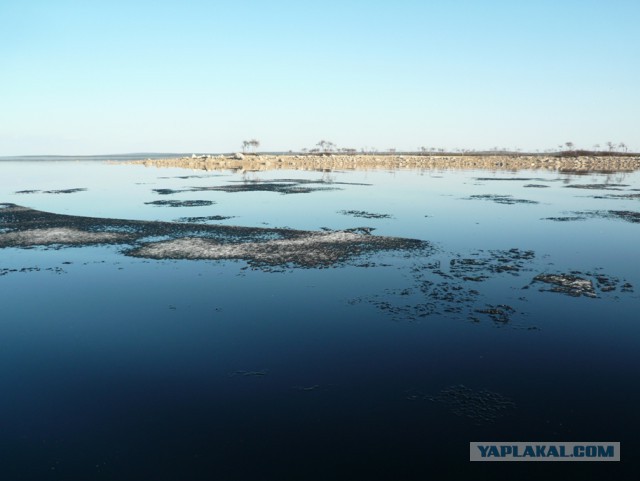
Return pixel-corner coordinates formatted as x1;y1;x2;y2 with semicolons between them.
125;153;640;172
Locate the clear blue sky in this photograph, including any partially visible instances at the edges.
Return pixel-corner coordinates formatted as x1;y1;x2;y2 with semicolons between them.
1;0;639;155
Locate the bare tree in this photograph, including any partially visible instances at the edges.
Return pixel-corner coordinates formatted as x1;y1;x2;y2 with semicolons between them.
249;139;260;153
241;140;250;153
606;141;615;152
618;142;627;152
593;144;601;152
316;140;336;153
565;141;574;153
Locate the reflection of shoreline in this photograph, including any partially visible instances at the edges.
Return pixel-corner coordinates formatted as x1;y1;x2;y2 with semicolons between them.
123;154;640;173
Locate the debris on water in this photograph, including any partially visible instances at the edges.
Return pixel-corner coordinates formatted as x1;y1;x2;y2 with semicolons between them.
343;227;376;235
565;183;629;190
621;283;634;292
338;210;393;219
424;384;516;425
449;248;535;278
543;216;587;222
15;188;87;194
353;248;538;328
532;273;596;297
196;183;339;194
589;193;640;200
149;178;370;196
605;210;640;223
174;215;235;223
144;200;216;207
523;184;550;188
132;231;428;269
463;194;539;205
0;266;66;276
0;204;430;270
45;188;86;194
474;304;515;324
152;188;187;195
544;210;640;224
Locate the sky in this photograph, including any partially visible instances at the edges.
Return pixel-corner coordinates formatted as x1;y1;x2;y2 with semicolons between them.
1;0;639;155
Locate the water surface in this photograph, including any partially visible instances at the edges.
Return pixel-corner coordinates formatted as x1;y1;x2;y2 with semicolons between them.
1;161;638;480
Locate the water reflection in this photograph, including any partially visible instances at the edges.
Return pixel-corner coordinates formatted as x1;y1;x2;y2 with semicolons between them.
0;160;638;480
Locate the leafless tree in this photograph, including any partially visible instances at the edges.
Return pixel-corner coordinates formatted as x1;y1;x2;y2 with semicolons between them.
565;141;574;153
606;141;615;152
316;140;336;153
618;142;627;152
241;140;250;153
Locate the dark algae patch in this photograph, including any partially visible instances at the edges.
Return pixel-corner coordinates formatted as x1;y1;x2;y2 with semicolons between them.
145;200;216;207
0;204;430;270
589;193;640;200
543;216;588;222
1;266;66;276
151;178;371;196
544;210;640;224
338;210;393;219
15;188;87;194
602;210;640;223
531;271;633;297
187;180;341;195
565;183;629;190
474;304;516;323
195;183;338;194
351;248;537;328
463;194;539;205
350;246;633;328
152;188;185;195
174;215;235;223
449;248;535;278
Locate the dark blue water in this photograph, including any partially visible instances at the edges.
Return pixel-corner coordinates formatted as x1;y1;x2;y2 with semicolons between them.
1;162;638;480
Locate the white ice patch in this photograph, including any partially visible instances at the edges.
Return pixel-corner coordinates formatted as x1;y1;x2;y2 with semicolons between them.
0;227;125;246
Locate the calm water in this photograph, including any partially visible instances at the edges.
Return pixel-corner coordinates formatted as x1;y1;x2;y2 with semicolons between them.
1;161;638;480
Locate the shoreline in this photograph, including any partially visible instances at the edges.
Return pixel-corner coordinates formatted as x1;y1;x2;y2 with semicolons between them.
125;154;640;173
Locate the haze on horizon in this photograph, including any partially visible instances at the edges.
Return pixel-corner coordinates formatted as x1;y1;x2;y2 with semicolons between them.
1;0;639;156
